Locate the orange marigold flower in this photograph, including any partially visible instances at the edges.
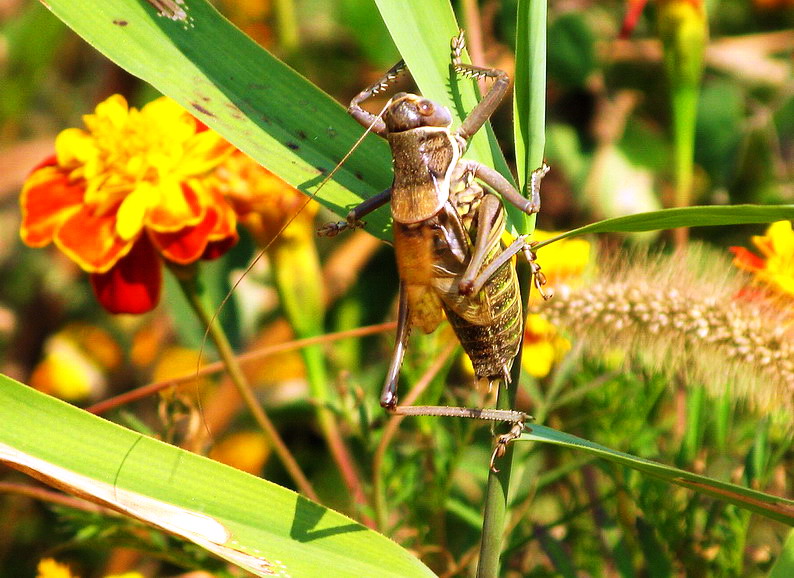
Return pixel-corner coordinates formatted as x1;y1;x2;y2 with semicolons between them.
20;95;238;314
215;150;317;246
730;221;794;298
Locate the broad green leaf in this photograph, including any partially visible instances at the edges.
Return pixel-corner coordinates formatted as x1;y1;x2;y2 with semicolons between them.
0;374;435;577
509;0;547;235
521;424;794;526
534;205;794;249
43;0;394;238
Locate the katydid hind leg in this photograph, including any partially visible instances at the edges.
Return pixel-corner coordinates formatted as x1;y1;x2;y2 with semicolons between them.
458;193;507;296
380;285;411;409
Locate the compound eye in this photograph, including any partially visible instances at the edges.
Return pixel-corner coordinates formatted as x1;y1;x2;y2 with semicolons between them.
417;100;435;116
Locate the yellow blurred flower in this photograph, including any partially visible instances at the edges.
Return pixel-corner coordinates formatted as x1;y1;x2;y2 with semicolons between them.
210;430;270;474
29;323;121;402
522;230;591;377
522;314;571;378
730;221;794;298
532;230;592;292
37;559;77;578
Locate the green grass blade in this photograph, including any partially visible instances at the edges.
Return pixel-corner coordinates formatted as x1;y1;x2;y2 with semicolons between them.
0;374;435;577
521;425;794;526
534;205;794;248
43;0;394;238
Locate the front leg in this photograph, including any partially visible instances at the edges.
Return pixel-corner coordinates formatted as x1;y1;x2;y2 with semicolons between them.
317;188;392;237
349;61;407;135
467;161;549;216
450;31;511;142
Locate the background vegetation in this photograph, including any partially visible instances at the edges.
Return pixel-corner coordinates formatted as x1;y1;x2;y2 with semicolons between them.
0;0;792;576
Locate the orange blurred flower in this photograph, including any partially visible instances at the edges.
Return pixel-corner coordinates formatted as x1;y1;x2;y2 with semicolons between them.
20;95;239;314
730;221;794;298
215;149;317;247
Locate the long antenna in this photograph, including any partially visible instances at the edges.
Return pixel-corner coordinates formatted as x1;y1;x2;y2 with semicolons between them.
193;98;396;435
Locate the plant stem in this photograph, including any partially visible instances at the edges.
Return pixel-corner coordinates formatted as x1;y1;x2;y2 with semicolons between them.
476;262;531;577
174;268;318;501
478;0;546;574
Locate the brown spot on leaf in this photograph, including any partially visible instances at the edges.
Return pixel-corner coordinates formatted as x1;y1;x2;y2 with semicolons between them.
191;103;215;117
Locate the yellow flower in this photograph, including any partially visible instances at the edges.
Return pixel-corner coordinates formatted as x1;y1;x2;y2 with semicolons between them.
532;230;592;290
522;314;571;378
730;221;794;297
521;230;590;377
36;559;78;578
210;430;270;474
20;95;239;313
29;323;121;402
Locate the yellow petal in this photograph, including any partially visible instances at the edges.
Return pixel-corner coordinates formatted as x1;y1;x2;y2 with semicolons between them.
116;185;152;240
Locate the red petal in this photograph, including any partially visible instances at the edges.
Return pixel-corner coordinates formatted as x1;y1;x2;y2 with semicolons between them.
203;234;238;260
729;246;765;272
20;164;85;247
90;237;162;314
150;209;218;264
55;204;132;273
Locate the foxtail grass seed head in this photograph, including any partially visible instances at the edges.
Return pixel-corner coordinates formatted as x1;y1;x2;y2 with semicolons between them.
535;245;794;419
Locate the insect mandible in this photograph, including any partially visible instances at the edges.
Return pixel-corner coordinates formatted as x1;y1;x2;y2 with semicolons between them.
319;31;550;470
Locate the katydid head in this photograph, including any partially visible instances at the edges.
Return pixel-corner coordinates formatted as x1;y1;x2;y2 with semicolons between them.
382;93;453;133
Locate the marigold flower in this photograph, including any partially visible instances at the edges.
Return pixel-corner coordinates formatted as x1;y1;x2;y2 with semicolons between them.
215;149;317;246
730;221;794;298
20;95;239;314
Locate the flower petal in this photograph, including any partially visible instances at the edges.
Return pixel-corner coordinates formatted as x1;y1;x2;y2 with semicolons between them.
150;209;218;264
90;236;162;314
55;204;133;273
146;180;204;232
729;246;765;273
20;162;84;247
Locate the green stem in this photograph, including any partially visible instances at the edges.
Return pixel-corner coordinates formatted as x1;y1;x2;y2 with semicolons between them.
174;267;318;501
477;262;531;577
269;237;371;522
273;0;299;55
478;0;546;574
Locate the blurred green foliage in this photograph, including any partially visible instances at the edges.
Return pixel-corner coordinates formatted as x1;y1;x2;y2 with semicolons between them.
0;0;791;576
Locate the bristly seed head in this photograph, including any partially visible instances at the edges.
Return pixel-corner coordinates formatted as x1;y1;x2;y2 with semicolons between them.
534;246;794;420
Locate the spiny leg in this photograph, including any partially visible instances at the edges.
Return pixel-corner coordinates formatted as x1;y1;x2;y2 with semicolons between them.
450;31;511;142
348;61;408;135
317;188;392;237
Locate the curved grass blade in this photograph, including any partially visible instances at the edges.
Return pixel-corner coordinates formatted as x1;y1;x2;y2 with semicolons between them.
534;205;794;249
43;0;394;237
0;374;435;577
521;424;794;526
